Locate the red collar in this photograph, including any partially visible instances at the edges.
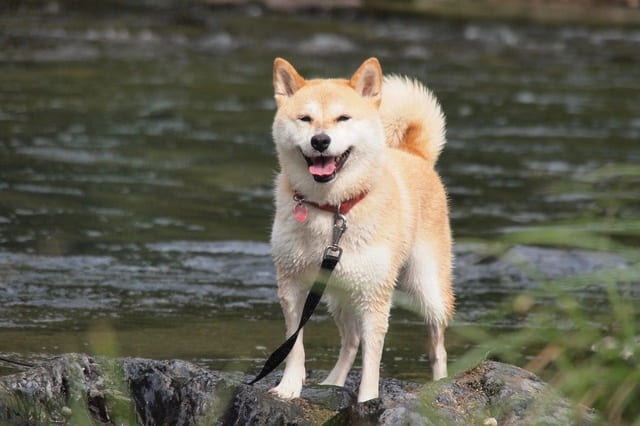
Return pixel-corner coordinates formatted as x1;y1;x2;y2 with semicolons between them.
294;191;368;215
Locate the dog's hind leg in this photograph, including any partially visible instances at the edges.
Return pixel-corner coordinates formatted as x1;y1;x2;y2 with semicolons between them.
321;305;360;387
428;322;447;380
400;241;453;381
269;277;307;399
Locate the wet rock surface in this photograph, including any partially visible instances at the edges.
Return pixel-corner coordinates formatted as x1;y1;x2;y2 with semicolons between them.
0;354;594;425
454;243;628;290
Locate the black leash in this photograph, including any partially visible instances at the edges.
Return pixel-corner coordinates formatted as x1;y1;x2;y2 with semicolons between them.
0;356;34;368
248;212;347;385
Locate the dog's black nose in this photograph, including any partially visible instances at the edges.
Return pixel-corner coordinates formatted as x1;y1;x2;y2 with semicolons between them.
311;133;331;152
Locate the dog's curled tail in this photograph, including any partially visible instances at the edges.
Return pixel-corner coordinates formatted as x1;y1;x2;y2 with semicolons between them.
379;75;446;165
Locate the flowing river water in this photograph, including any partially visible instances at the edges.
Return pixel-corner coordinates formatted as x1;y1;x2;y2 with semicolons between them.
1;3;639;383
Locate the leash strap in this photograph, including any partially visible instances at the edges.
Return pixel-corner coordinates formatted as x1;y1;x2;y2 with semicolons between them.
248;212;347;385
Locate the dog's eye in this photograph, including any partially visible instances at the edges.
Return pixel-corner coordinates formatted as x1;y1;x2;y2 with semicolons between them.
336;115;351;122
298;115;312;123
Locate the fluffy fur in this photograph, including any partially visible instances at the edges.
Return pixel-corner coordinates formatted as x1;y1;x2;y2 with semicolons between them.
269;57;454;402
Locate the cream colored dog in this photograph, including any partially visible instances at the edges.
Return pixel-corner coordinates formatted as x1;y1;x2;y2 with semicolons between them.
269;57;454;402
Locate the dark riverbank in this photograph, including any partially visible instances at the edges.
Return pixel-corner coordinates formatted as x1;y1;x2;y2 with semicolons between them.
0;353;595;425
4;0;640;26
199;0;640;26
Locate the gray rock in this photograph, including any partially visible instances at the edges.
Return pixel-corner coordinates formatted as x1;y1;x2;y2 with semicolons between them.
454;243;628;290
504;245;627;280
0;354;594;425
429;360;595;425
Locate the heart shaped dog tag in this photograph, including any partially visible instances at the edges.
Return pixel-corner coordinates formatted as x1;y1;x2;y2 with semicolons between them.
294;203;308;222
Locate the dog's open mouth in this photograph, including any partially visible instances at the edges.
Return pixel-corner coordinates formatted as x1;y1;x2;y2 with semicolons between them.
303;148;351;183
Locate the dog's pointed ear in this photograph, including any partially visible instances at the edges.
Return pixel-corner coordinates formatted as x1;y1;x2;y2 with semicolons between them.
349;57;382;106
273;58;305;107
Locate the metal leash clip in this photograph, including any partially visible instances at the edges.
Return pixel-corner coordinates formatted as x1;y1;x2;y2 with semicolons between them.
323;211;347;262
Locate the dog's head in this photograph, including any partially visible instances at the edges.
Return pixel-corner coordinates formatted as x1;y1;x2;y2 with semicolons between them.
272;58;385;200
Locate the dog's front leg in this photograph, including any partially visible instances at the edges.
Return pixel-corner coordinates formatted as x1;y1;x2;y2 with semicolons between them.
321;305;360;387
269;278;307;399
357;300;392;402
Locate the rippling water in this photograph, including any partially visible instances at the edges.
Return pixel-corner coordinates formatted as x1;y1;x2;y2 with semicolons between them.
1;4;639;379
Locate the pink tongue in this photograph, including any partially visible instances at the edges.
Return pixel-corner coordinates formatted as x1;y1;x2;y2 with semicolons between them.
309;157;336;176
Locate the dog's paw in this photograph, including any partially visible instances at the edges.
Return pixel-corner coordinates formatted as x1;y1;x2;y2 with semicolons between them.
268;374;304;400
268;384;302;400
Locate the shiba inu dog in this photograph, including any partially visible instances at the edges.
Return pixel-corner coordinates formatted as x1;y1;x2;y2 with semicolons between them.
269;57;454;402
